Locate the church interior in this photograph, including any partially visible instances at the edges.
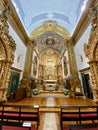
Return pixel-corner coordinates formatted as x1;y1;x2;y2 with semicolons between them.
0;0;98;130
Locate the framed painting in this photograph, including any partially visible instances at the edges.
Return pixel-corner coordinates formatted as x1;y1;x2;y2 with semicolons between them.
8;67;21;95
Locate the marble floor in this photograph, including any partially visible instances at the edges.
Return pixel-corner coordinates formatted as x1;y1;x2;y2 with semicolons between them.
42;97;58;130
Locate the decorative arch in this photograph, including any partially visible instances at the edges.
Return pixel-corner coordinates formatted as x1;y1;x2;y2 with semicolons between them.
29;20;70;40
30;21;71;86
0;14;16;101
84;6;98;102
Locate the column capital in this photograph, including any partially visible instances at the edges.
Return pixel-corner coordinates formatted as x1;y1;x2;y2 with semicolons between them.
66;37;73;42
64;37;74;47
27;39;36;48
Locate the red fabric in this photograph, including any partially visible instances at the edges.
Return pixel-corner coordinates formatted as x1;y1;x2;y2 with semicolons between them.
62;127;98;130
62;114;79;118
2;126;37;130
3;113;19;117
0;112;2;115
71;128;98;130
81;113;97;117
2;126;29;130
20;114;37;118
62;113;97;119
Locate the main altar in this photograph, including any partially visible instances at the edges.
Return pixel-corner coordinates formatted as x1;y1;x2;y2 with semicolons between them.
43;80;57;91
38;48;63;88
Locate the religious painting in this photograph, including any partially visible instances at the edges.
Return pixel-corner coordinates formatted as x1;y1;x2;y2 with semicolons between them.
9;70;20;94
46;38;55;46
63;56;68;76
36;32;64;54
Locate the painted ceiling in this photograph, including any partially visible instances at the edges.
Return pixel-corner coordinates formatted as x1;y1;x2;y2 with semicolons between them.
36;32;65;54
11;0;88;35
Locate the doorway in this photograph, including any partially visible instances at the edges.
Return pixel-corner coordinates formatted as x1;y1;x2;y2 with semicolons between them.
81;73;93;99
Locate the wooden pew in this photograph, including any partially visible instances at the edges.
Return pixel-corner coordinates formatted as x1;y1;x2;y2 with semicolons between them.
8;88;26;101
0;104;39;129
60;105;98;130
0;121;37;130
69;123;98;130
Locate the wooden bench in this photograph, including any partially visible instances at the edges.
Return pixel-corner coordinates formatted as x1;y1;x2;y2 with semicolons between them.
8;87;26;101
0;121;38;130
69;123;98;130
60;105;98;130
0;104;39;129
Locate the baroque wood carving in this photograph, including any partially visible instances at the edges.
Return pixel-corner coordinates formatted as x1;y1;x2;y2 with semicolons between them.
0;13;16;102
84;5;98;102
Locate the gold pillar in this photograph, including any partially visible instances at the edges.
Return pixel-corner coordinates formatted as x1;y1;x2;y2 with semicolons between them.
65;38;82;97
66;38;79;78
23;40;34;79
20;40;36;97
88;61;98;101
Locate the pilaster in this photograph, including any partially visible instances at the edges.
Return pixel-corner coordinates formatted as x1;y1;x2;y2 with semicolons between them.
23;40;35;79
66;38;79;79
65;37;82;97
20;40;36;97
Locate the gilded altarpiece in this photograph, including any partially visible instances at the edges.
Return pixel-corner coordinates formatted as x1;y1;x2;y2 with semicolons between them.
38;48;62;86
36;32;64;86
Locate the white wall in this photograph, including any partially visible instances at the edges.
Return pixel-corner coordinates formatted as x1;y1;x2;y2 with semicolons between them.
8;23;26;79
74;24;91;72
74;25;91;91
74;24;92;90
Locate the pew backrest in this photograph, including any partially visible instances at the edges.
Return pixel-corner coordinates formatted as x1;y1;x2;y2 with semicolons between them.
0;104;39;129
60;105;98;130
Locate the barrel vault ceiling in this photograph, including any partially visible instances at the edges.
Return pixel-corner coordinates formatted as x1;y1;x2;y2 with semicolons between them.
11;0;88;36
